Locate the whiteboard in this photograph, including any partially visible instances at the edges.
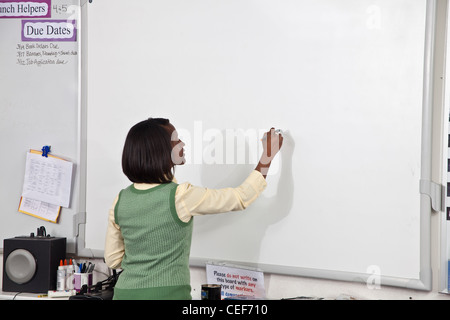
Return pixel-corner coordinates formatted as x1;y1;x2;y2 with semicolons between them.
0;0;82;252
83;0;434;289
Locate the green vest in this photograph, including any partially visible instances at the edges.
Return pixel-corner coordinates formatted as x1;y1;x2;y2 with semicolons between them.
113;182;193;300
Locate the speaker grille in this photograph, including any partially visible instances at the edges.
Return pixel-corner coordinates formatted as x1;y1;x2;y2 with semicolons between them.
5;249;37;284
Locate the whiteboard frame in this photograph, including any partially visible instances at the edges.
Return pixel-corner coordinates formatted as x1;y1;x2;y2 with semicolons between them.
439;0;450;294
75;0;440;291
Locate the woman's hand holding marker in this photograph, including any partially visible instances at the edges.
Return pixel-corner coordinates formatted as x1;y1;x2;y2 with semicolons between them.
255;128;283;178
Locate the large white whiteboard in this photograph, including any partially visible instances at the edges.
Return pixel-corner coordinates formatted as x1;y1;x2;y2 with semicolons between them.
83;0;434;289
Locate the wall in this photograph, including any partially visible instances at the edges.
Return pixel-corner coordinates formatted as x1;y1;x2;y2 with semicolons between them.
1;0;450;300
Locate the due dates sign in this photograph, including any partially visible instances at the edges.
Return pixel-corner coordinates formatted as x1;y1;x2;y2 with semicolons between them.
22;19;76;42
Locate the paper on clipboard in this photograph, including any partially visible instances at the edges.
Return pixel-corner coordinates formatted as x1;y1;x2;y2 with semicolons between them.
18;196;61;223
21;150;73;208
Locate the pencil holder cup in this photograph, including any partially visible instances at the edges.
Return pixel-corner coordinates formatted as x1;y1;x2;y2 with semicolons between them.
74;272;93;293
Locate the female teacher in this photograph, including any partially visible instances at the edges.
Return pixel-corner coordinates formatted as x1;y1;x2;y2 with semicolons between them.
104;117;283;300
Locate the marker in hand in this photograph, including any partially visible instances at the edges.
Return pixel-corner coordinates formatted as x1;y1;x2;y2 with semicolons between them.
261;128;283;159
261;129;283;141
256;128;284;178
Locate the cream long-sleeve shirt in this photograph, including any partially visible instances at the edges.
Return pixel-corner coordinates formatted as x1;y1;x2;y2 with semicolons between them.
104;170;267;269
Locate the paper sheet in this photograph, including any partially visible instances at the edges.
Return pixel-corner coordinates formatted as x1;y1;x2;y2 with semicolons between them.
21;150;73;208
18;196;61;223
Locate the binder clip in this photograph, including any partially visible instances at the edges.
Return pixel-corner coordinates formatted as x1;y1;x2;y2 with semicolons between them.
41;145;51;157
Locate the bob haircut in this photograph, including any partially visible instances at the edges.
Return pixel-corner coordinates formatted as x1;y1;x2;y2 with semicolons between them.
122;117;174;184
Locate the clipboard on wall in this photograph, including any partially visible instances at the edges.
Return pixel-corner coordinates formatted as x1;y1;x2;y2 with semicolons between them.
18;149;73;223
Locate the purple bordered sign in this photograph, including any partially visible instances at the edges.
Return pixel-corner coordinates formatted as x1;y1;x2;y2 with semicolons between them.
22;19;77;42
0;0;51;19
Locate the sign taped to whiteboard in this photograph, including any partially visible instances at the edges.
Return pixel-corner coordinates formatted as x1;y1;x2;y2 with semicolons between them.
21;19;77;42
0;0;51;19
206;263;265;299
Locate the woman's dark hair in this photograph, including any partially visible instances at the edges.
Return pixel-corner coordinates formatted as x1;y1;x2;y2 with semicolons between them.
122;117;174;183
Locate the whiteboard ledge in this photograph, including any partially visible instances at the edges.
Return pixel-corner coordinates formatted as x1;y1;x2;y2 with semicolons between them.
190;258;432;292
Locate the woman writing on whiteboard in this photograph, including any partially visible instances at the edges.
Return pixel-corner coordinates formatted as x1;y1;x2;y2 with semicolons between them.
104;118;283;300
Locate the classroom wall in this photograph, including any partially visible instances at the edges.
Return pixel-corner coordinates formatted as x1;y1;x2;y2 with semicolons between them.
1;0;450;299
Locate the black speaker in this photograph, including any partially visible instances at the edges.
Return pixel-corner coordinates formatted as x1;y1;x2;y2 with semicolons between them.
2;236;66;293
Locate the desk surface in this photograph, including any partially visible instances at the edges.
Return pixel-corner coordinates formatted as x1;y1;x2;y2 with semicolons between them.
0;290;70;300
